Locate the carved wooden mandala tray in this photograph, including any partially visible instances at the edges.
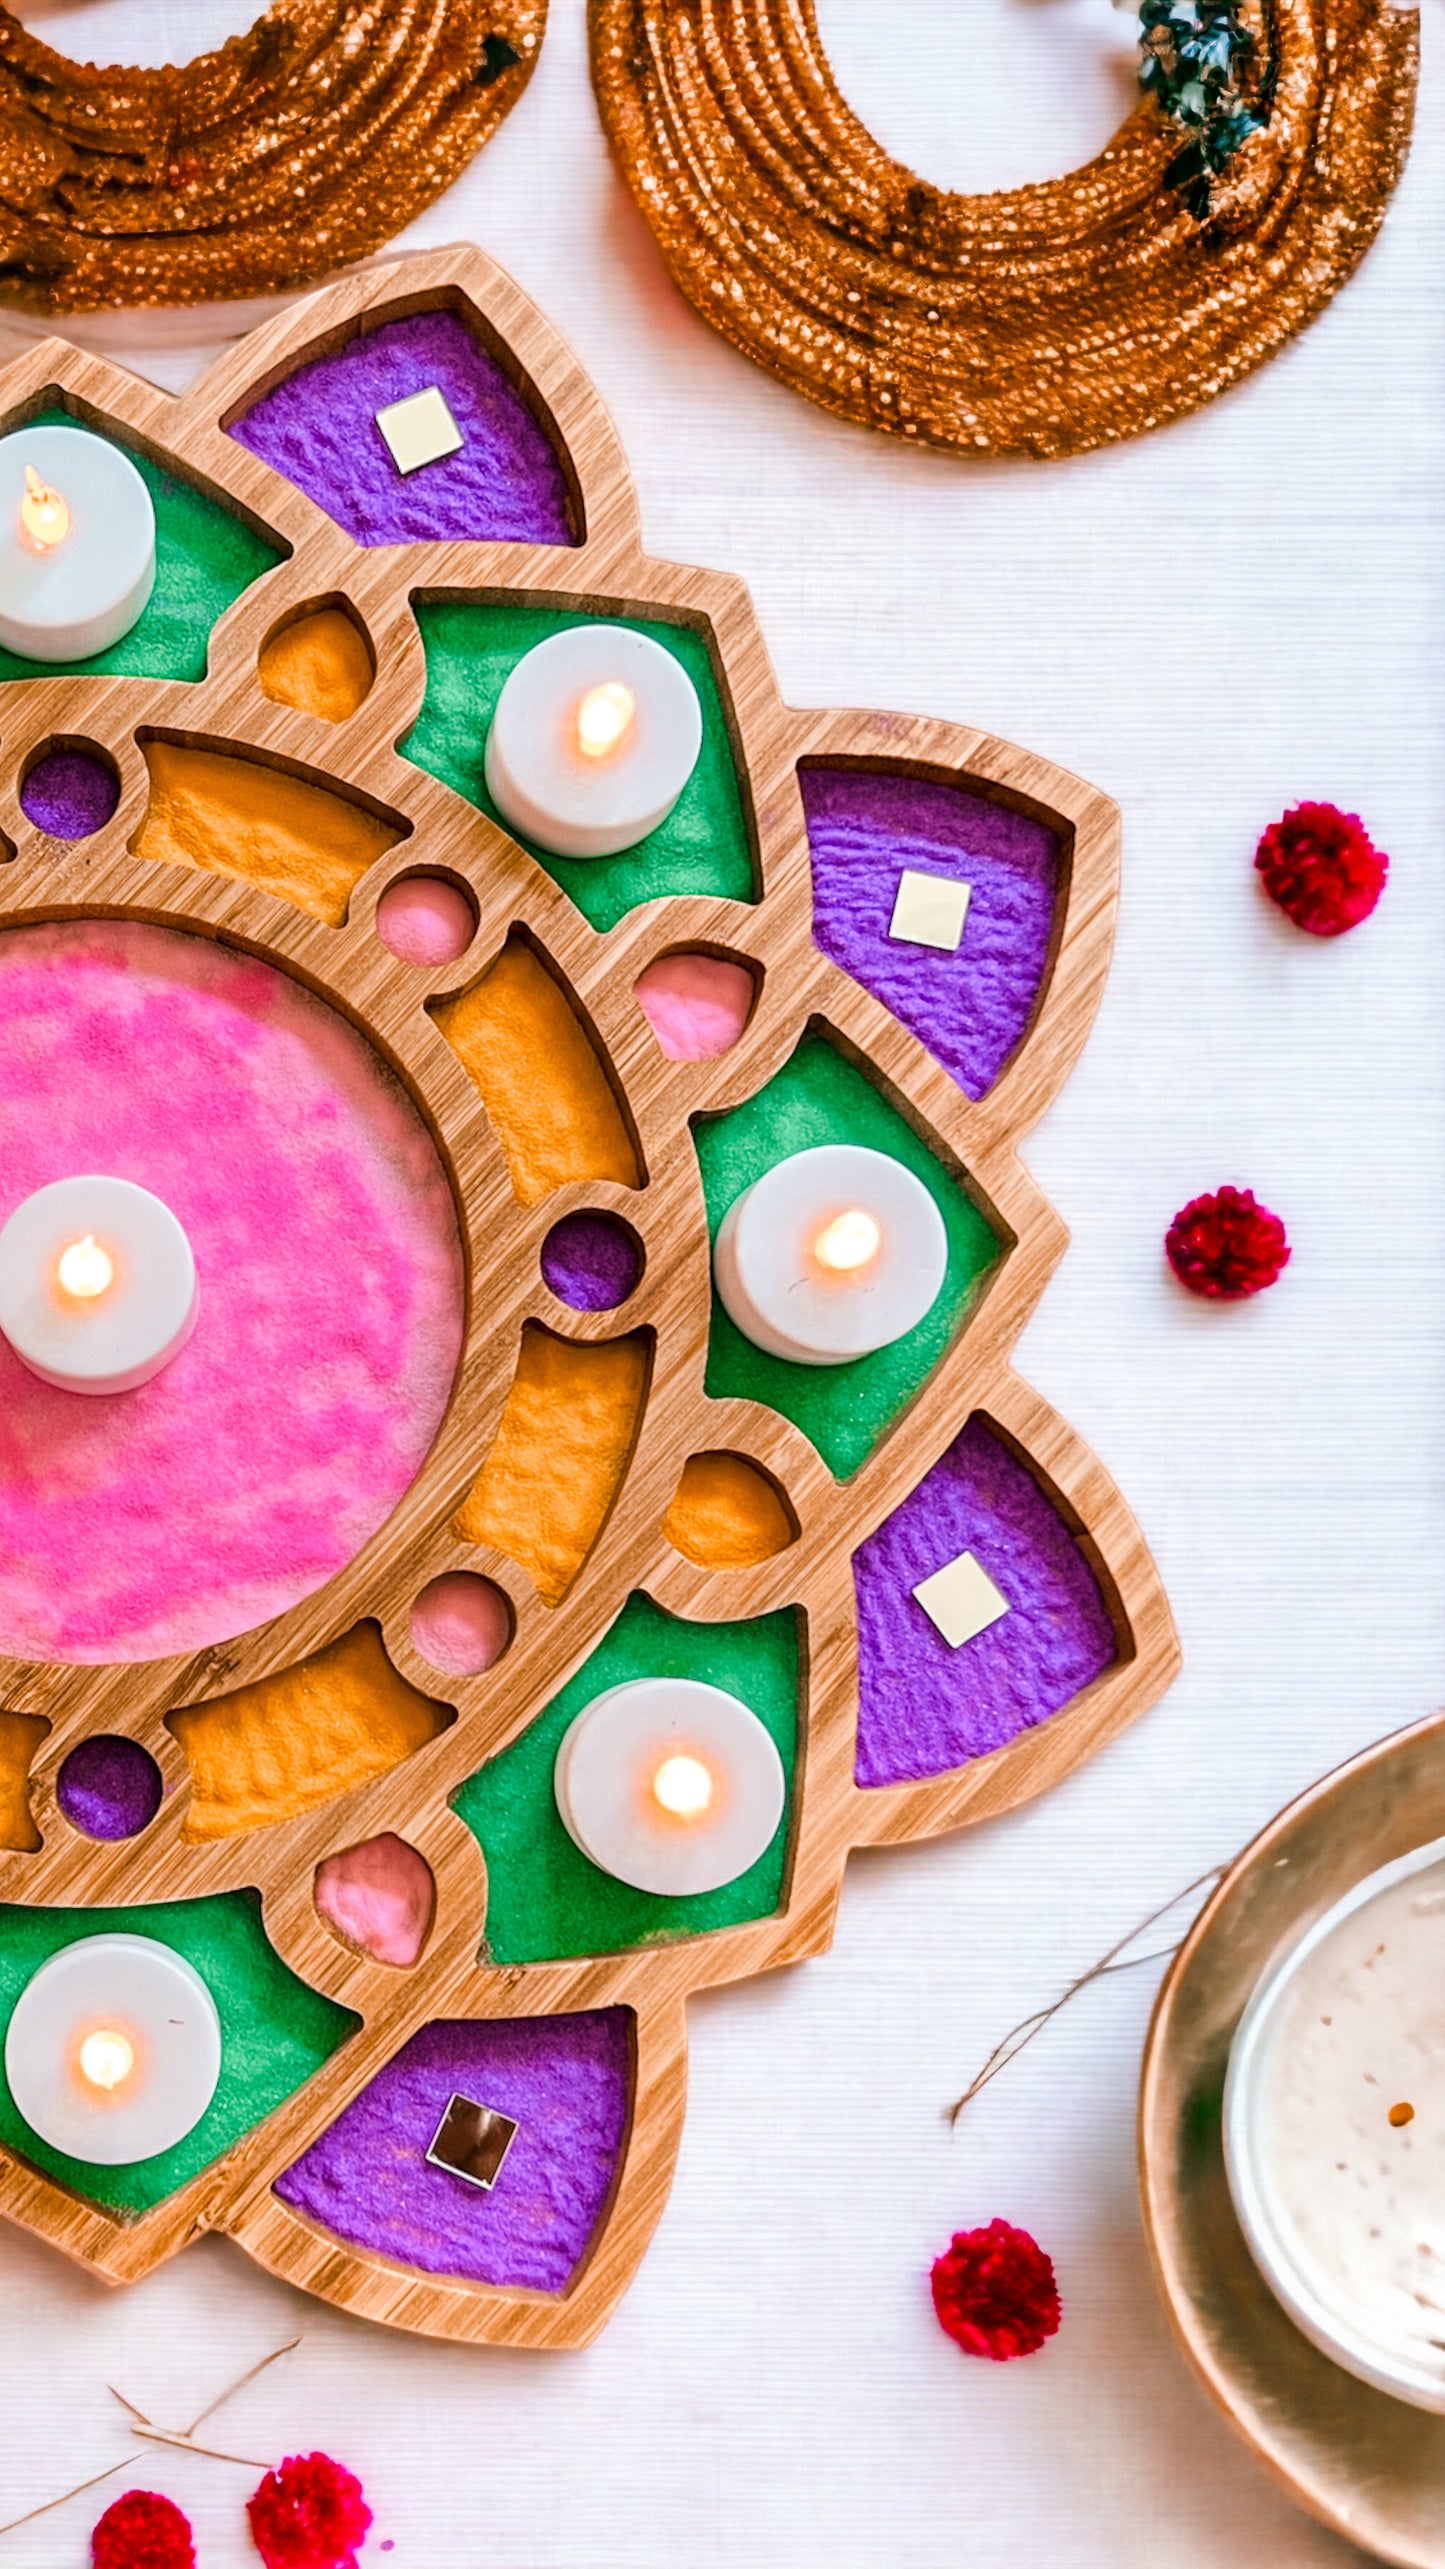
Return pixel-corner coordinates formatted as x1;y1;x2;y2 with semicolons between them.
0;246;1178;2347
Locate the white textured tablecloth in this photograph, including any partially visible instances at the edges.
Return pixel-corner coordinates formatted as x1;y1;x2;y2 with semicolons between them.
1;2;1442;2560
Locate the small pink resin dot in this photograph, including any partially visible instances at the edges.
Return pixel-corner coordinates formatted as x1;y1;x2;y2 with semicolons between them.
634;952;754;1061
314;1832;436;1968
375;875;476;967
410;1571;511;1676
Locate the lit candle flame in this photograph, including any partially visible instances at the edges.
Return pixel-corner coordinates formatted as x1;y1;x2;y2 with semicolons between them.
79;2028;135;2093
813;1208;882;1274
651;1753;715;1821
575;680;636;760
56;1233;115;1301
18;463;71;554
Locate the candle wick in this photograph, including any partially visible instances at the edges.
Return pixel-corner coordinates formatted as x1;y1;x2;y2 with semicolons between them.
56;1231;114;1302
17;461;71;554
0;2458;131;2541
575;678;637;759
813;1208;882;1274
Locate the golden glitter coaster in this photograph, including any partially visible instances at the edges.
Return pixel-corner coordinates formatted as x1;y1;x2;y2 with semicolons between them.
0;242;1181;2352
589;0;1418;460
0;2;545;314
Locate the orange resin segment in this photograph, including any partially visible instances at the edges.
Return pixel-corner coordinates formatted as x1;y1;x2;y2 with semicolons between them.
432;937;642;1205
258;606;375;724
454;1325;650;1605
0;1709;49;1853
132;738;403;926
663;1452;796;1569
168;1623;453;1840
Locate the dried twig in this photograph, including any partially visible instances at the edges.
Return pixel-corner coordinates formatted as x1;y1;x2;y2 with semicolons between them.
185;2333;299;2436
130;2426;274;2470
0;2461;129;2540
947;1866;1229;2123
0;2337;300;2544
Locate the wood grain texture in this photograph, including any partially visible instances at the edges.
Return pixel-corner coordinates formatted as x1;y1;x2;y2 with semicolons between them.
0;244;1178;2345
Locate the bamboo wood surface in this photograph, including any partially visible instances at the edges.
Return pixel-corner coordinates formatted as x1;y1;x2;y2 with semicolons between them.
0;245;1178;2346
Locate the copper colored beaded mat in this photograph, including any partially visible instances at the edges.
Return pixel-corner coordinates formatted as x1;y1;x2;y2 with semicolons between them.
590;0;1419;460
0;1;544;313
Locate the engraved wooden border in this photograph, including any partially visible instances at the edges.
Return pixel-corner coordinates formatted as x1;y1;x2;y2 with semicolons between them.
0;244;1179;2346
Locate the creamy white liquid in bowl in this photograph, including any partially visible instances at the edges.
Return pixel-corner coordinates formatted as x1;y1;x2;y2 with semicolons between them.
1226;1834;1445;2409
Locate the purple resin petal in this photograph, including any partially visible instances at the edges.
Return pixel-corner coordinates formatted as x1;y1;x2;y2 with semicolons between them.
802;767;1060;1102
853;1417;1116;1786
230;311;575;548
275;2008;632;2292
20;747;120;840
56;1735;164;1840
541;1211;642;1312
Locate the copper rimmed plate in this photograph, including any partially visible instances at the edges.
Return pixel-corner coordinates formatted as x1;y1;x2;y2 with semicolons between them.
1140;1712;1445;2569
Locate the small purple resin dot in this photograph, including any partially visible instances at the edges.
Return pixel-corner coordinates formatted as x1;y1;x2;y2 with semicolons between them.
56;1735;164;1840
20;746;120;840
541;1212;643;1312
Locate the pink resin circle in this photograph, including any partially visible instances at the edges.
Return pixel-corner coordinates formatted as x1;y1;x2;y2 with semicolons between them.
314;1832;436;1968
409;1572;512;1677
0;921;464;1664
375;875;477;968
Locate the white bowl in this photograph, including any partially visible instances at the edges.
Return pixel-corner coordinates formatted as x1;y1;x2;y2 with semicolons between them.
1224;1829;1445;2413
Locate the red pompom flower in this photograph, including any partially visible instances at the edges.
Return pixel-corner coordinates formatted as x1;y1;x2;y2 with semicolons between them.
1254;800;1387;935
931;2218;1061;2361
247;2453;373;2569
1165;1184;1290;1300
91;2490;196;2569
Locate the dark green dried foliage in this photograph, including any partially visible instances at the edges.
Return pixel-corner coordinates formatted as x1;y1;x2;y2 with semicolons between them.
1139;0;1269;218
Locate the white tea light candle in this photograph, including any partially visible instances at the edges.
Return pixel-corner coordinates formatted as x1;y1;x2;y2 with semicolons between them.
713;1142;948;1365
0;1175;198;1395
554;1677;786;1895
485;625;703;858
1225;1832;1445;2410
6;1933;221;2165
0;425;156;662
